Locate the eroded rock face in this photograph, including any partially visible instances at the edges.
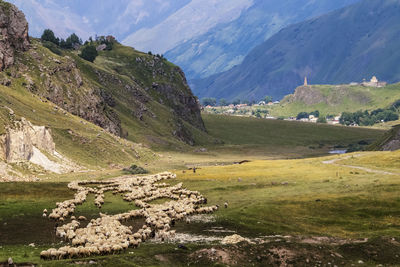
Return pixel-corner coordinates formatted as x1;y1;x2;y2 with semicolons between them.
0;1;29;70
152;67;205;135
382;126;400;151
0;118;55;162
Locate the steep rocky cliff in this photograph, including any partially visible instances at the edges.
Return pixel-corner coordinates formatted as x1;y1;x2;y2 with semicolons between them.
0;1;29;70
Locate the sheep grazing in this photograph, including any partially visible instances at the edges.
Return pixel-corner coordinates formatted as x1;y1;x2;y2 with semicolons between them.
224;202;228;208
41;171;218;260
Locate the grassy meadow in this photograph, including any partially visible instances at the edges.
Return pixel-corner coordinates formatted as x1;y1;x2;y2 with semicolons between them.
1;113;400;266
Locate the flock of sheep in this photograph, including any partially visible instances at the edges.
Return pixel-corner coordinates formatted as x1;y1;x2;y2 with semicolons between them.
40;172;218;260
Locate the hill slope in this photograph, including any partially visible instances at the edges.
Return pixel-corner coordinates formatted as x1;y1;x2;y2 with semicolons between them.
7;41;206;148
0;0;212;179
269;83;400;117
193;0;400;101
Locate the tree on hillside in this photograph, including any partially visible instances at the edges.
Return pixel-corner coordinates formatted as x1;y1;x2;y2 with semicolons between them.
201;97;217;106
79;45;98;62
309;110;320;118
232;99;241;105
219;98;228;106
296;112;309;120
264;95;273;103
41;29;59;45
60;33;82;49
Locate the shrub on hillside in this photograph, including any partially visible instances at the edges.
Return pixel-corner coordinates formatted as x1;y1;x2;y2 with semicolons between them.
297;110;320;120
201;97;217;106
123;164;148;174
42;41;62;56
79;45;98;62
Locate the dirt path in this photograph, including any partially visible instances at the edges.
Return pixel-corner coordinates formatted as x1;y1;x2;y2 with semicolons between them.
322;154;399;176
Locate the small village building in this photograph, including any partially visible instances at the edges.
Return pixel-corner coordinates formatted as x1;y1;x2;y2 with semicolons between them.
258;101;266;106
362;76;387;87
309;115;318;123
328;115;341;125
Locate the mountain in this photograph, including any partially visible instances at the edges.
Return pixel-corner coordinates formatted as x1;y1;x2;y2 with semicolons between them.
164;0;360;79
8;0;359;80
192;0;400;102
8;0;254;56
123;0;254;54
7;0;191;41
0;0;212;179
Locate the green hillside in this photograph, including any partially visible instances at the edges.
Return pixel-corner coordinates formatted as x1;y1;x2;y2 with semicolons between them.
270;83;400;117
21;40;208;148
199;114;384;157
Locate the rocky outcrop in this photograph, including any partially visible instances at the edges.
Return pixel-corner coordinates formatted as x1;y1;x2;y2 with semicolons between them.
152;67;205;132
375;125;400;151
287;86;325;105
0;118;55;162
0;1;29;70
23;52;122;136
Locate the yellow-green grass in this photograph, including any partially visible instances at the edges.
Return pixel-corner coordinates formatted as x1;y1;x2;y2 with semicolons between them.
176;151;400;238
1;151;400;265
336;151;400;173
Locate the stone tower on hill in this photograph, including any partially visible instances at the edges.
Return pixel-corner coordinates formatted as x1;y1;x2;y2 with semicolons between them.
304;77;308;86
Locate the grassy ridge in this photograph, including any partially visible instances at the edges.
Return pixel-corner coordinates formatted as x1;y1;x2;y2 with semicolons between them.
271;83;400;118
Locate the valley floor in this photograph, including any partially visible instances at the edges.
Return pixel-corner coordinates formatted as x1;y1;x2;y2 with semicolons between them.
1;150;400;266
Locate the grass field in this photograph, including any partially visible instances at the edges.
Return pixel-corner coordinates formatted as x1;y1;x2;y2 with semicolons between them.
195;114;385;158
0;113;398;266
1;150;400;266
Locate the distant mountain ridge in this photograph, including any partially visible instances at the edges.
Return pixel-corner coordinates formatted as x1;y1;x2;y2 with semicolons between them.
165;0;359;79
192;0;400;101
8;0;359;81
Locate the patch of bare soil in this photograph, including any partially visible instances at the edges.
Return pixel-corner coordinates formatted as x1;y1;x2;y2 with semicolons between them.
190;247;238;266
154;254;169;263
183;237;400;266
